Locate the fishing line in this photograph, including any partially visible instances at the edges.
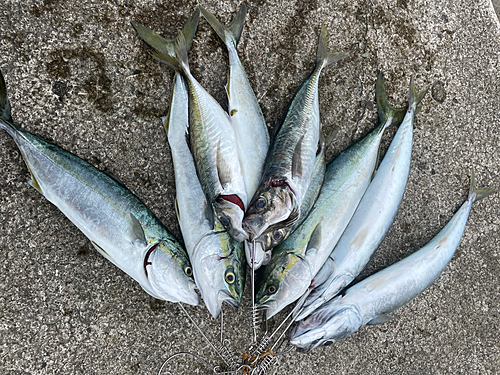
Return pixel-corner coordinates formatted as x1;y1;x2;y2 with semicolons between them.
177;303;232;367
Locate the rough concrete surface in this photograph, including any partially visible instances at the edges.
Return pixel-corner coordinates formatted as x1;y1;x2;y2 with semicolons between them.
1;0;499;374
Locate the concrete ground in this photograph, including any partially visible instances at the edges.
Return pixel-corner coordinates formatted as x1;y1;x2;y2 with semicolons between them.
1;0;499;374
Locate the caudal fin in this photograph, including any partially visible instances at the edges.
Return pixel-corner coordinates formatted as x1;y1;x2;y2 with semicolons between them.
376;72;406;128
316;24;350;68
468;167;497;203
0;69;12;124
200;4;246;47
131;8;200;73
407;77;428;114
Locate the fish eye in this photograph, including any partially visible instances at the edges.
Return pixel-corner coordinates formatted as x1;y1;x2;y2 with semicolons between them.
272;229;283;241
225;271;235;284
184;266;193;277
219;216;230;227
268;285;277;294
255;196;267;211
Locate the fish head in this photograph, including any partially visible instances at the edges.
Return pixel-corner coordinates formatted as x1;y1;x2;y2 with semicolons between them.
148;241;199;306
243;183;298;241
193;232;245;318
290;304;361;351
213;196;248;242
255;251;311;319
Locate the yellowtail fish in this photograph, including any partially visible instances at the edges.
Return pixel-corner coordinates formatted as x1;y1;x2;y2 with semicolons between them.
0;69;197;305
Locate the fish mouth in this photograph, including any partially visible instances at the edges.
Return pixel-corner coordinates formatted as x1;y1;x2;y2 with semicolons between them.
244;241;266;269
219;290;240;308
242;218;263;240
289;329;327;351
227;225;249;243
183;281;200;306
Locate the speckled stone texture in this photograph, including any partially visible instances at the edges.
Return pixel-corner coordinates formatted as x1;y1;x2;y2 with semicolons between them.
1;1;499;374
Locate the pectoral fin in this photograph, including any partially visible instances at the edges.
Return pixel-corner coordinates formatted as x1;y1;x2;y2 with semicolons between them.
292;135;305;179
129;213;147;244
216;141;233;188
305;222;322;256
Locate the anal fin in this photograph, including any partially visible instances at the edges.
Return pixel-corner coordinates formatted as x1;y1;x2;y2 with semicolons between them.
28;174;42;194
91;240;112;259
367;313;394;325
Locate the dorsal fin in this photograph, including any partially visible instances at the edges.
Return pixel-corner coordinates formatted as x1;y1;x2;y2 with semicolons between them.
103;169;127;187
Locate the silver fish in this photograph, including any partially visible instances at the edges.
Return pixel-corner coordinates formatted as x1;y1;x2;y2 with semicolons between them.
290;172;496;351
0;69;198;306
243;25;349;247
165;71;245;318
256;76;406;319
132;10;248;243
200;4;270;206
296;76;427;321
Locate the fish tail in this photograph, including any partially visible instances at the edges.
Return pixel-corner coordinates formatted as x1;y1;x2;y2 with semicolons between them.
376;73;429;131
376;72;404;130
0;69;20;138
0;69;12;125
200;4;247;47
468;167;497;203
130;8;200;73
408;77;429;115
316;24;350;68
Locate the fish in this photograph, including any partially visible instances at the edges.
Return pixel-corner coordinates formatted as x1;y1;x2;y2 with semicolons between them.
0;69;198;306
290;171;497;351
165;69;245;318
295;76;428;321
255;75;407;319
200;4;270;206
245;139;326;269
242;25;349;248
131;10;248;243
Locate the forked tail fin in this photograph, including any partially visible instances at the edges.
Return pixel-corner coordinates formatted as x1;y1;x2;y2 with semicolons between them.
316;24;350;68
376;72;406;131
131;8;200;74
468;167;497;203
200;4;247;47
0;69;12;124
